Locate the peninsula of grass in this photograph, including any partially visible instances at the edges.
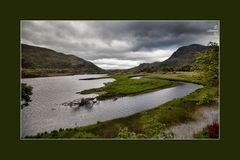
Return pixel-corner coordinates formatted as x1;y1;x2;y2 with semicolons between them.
79;74;178;100
27;85;218;139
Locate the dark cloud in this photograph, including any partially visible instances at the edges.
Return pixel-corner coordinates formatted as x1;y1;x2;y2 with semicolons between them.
21;20;219;69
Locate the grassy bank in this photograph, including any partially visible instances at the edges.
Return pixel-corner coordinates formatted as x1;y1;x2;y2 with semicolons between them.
27;85;218;139
80;74;178;100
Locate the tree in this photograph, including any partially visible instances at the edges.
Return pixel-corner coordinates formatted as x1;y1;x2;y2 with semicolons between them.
21;83;33;109
193;42;219;86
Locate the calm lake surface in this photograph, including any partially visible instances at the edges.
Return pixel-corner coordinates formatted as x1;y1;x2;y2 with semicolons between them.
21;74;202;137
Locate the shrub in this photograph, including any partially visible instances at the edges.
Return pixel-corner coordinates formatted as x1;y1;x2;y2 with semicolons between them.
51;130;58;137
21;83;33;108
194;122;219;139
118;127;137;139
207;122;219;138
36;133;41;138
197;92;213;105
51;130;58;133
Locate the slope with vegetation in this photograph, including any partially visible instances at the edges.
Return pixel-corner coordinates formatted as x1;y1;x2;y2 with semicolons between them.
21;44;104;78
129;44;208;73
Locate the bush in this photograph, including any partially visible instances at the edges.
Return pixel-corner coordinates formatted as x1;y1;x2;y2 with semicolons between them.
118;127;137;139
51;130;59;137
197;92;213;105
193;42;219;86
207;122;219;138
21;83;33;108
194;122;219;139
36;133;41;138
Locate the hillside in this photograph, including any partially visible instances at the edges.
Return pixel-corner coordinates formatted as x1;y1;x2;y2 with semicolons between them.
21;44;104;77
161;44;208;67
130;44;208;72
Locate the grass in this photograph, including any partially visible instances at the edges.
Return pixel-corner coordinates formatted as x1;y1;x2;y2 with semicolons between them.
144;72;202;84
80;73;178;100
26;84;219;139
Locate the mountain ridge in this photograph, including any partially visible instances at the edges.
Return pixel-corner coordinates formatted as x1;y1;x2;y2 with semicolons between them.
129;44;209;72
21;44;104;78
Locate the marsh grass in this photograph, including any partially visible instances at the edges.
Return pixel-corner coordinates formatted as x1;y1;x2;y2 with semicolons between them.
80;74;177;100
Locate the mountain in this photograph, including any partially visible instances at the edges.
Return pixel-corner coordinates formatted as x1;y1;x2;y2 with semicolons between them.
21;44;104;77
130;44;209;72
161;44;208;67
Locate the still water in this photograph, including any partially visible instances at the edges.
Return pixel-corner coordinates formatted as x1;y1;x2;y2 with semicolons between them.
21;74;202;137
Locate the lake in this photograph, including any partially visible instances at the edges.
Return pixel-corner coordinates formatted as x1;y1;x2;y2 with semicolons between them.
21;74;202;137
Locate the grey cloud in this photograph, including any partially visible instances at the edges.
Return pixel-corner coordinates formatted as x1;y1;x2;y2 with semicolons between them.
21;20;219;69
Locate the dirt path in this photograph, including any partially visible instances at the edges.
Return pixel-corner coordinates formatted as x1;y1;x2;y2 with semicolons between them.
169;106;219;139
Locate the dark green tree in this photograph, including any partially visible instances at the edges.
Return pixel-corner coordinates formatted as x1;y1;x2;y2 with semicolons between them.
193;42;219;86
21;83;33;109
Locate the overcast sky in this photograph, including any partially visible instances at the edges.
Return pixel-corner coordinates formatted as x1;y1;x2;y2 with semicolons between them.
21;20;219;69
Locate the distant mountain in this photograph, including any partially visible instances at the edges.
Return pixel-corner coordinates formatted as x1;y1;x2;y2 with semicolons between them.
21;44;104;77
130;44;208;72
